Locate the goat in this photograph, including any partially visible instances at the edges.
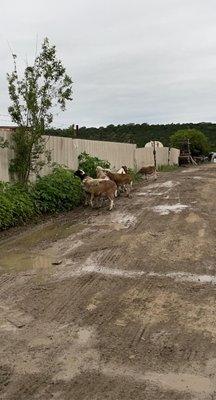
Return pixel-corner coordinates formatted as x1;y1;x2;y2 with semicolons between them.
104;170;133;196
96;166;110;180
97;166;130;196
138;165;157;180
74;169;117;210
117;165;128;174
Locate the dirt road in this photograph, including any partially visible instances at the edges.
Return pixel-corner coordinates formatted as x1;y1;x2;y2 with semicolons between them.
0;164;215;399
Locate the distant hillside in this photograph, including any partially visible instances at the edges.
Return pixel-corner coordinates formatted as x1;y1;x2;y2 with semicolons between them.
46;122;216;151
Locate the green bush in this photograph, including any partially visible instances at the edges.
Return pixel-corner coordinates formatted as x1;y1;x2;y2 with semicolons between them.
127;168;143;182
0;167;83;230
31;166;83;213
0;182;36;230
78;152;110;178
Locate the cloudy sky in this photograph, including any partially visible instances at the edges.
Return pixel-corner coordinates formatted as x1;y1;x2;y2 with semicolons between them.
1;0;216;127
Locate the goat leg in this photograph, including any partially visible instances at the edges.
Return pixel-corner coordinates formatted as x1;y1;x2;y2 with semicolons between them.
84;193;90;206
90;193;94;208
109;198;114;211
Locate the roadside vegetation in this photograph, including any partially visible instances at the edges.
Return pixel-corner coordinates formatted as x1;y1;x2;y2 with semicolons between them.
78;152;110;178
0;155;143;230
157;165;179;172
0;167;83;230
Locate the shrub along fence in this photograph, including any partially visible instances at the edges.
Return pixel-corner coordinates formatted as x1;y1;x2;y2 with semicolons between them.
0;167;83;230
0;128;180;182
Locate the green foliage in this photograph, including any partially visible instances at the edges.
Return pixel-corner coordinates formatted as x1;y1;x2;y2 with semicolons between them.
46;122;216;152
170;129;209;155
127;168;143;182
46;125;75;138
0;167;83;230
31;166;83;214
78;152;110;178
0;137;9;148
0;182;36;230
157;164;179;172
7;37;73;183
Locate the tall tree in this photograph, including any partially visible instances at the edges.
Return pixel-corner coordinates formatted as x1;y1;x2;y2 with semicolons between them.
6;37;73;183
170;129;209;156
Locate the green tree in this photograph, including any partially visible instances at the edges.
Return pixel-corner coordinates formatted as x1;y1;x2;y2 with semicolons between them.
4;37;73;183
170;129;209;156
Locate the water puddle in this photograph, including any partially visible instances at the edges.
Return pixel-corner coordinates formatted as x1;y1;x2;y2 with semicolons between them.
147;180;179;189
137;180;180;198
0;220;87;273
144;371;213;394
181;168;201;173
0;252;55;272
102;365;213;395
91;211;137;231
151;203;189;215
150;271;216;285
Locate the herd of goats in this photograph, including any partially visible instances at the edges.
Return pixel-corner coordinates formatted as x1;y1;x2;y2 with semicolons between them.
75;165;157;210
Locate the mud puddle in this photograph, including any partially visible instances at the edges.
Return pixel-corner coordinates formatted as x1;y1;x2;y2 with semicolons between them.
0;220;87;273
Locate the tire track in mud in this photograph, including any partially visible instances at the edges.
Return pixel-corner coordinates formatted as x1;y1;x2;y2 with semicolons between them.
0;165;216;400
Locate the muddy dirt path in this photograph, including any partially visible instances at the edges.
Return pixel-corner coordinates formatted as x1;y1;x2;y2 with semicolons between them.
0;164;215;400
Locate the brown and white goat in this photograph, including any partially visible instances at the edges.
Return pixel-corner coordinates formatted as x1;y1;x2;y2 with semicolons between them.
104;170;133;196
96;166;110;180
75;169;117;210
139;165;157;180
117;165;128;174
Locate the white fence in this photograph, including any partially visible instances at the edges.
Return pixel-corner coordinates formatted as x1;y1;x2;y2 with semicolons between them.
0;128;180;182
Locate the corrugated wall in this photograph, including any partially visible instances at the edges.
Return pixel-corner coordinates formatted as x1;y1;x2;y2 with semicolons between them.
169;147;180;165
135;146;180;169
156;147;169;166
0;130;13;182
41;136;79;176
0;128;180;182
135;148;154;170
73;139;136;169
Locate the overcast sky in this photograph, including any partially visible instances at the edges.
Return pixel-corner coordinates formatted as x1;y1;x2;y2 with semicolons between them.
1;0;216;128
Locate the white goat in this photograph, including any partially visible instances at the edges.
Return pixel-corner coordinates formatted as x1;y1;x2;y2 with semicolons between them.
75;169;117;210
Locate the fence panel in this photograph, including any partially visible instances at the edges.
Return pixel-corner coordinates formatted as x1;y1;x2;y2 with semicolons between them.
73;139;136;169
40;136;78;176
169;147;180;165
135;148;155;170
0;131;13;182
0;128;180;182
156;147;169;166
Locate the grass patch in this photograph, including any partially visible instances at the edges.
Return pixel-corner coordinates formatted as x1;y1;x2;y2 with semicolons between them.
157;164;179;172
128;168;143;182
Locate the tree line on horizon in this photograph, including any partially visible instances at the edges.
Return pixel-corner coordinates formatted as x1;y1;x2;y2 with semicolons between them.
46;122;216;152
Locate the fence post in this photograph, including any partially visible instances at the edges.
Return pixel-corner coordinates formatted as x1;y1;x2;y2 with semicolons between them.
168;146;171;165
134;145;137;171
153;141;156;167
